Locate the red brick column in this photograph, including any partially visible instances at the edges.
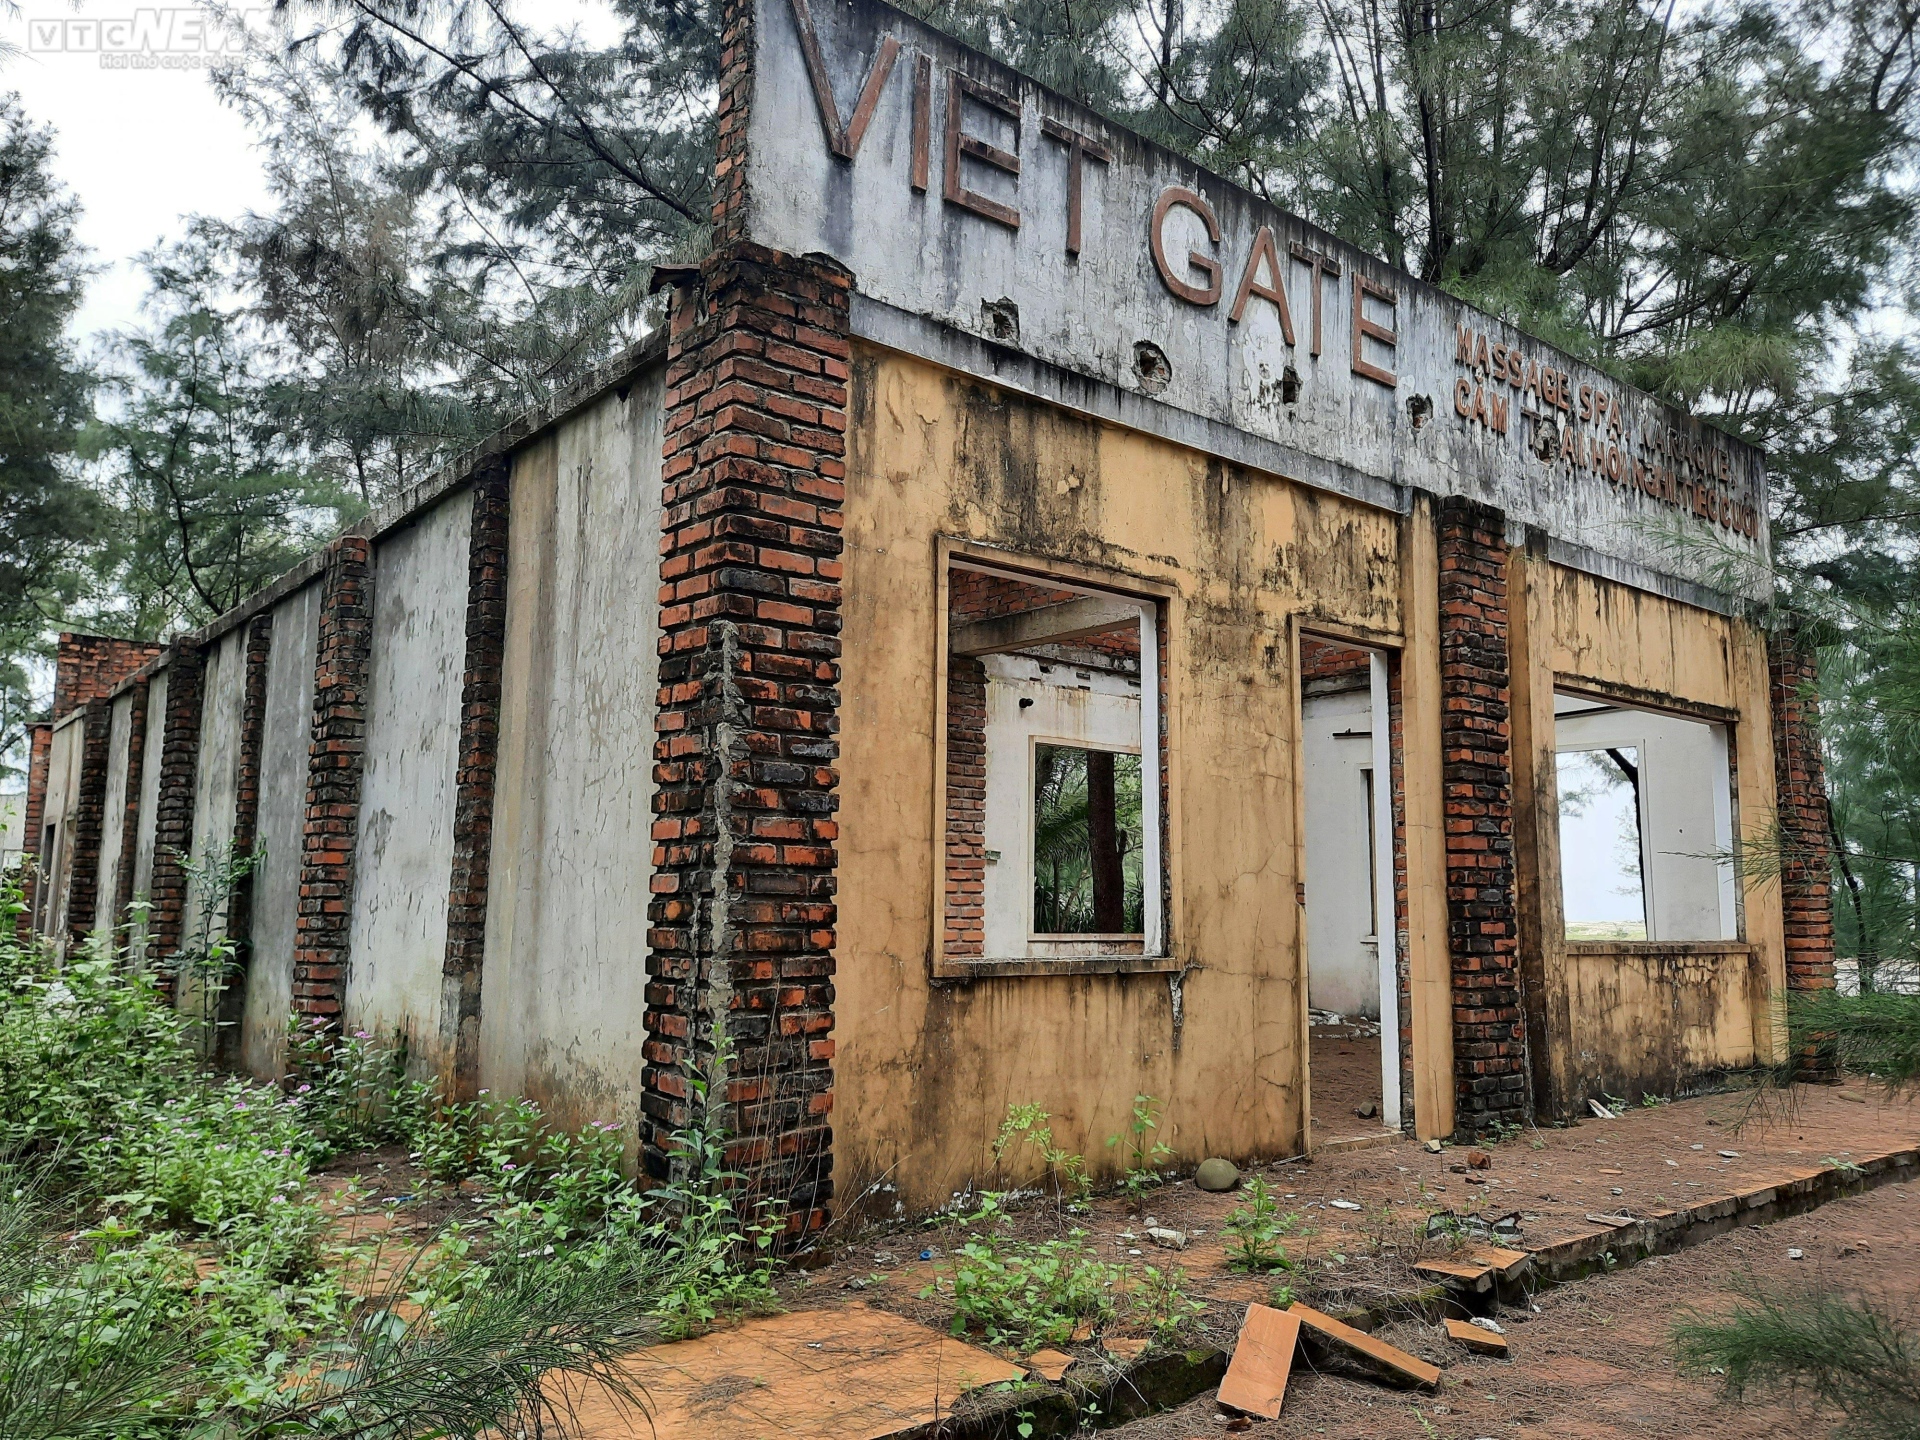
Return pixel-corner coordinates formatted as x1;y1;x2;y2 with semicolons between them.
1768;632;1835;991
62;698;115;948
292;538;374;1027
148;642;206;994
52;633;164;720
16;722;52;938
1436;496;1530;1135
644;242;849;1234
943;656;988;960
442;462;511;1096
112;679;152;927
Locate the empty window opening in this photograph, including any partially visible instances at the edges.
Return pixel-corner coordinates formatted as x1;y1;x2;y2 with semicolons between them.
943;561;1162;963
1555;693;1737;942
1033;743;1144;935
1299;636;1401;1137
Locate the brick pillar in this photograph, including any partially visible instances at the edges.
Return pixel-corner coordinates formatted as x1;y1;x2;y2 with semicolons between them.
216;613;273;1064
1768;632;1835;992
149;643;207;994
943;656;988;960
644;241;849;1235
1436;496;1529;1135
62;698;115;949
442;462;511;1096
112;679;152;927
292;538;374;1028
52;633;165;721
16;722;51;938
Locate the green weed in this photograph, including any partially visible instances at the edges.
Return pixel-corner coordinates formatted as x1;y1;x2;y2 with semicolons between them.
995;1103;1092;1206
1222;1176;1302;1272
1106;1093;1173;1203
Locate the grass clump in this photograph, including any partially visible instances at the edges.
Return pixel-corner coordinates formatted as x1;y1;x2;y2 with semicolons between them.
1222;1176;1303;1272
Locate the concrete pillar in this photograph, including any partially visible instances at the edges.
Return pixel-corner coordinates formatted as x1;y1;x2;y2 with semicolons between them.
112;679;153;927
217;612;273;1064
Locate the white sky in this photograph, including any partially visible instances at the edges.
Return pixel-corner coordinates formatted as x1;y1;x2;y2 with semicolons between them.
0;2;273;349
0;0;619;351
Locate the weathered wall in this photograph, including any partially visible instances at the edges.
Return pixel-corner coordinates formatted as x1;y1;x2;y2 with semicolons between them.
1302;687;1378;1018
182;631;246;946
94;692;135;932
838;344;1406;1209
128;669;167;964
343;496;469;1059
241;582;320;1077
1565;944;1760;1102
478;374;664;1135
1528;561;1787;1104
37;718;82;939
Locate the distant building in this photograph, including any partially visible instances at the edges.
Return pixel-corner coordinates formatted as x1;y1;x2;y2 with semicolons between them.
24;0;1836;1233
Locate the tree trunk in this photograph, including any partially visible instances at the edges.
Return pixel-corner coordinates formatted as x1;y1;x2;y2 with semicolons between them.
1088;749;1125;931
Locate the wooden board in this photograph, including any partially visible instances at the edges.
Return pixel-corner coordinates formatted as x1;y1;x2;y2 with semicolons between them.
1445;1318;1509;1356
1025;1348;1072;1381
1290;1303;1443;1389
1218;1304;1301;1419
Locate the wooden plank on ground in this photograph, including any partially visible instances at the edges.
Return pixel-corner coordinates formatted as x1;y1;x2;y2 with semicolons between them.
1445;1318;1508;1356
1290;1303;1443;1389
1218;1303;1301;1419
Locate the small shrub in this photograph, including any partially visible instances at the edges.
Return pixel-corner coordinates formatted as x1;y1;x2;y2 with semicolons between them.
1222;1176;1302;1272
929;1200;1120;1349
995;1103;1091;1206
1129;1263;1205;1339
288;1021;434;1156
1106;1093;1174;1203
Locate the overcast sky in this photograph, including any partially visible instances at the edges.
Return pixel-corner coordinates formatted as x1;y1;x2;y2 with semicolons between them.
1;2;274;347
1;0;616;350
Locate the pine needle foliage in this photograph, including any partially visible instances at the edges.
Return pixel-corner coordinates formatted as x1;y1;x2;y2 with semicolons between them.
1674;1277;1920;1440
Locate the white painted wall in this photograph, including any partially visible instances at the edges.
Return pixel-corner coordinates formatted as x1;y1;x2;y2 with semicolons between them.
37;716;83;942
479;374;665;1133
94;690;135;932
979;652;1143;958
344;497;469;1052
242;581;319;1077
1302;686;1379;1017
1555;698;1735;942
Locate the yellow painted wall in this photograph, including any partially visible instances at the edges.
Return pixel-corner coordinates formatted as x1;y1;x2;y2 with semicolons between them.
837;345;1405;1209
1544;565;1788;1076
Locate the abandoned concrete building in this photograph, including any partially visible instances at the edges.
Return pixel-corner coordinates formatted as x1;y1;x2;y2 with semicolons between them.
19;0;1835;1228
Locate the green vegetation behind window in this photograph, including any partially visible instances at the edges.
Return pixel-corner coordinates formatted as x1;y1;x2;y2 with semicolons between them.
1033;743;1144;935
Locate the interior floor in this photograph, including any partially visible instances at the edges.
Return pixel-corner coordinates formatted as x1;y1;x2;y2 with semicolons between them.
1309;1023;1386;1136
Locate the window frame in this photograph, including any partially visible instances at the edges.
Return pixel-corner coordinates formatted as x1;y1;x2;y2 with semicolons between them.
932;539;1177;980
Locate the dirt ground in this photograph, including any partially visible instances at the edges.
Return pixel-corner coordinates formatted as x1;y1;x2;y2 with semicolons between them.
1100;1177;1920;1439
1307;1027;1387;1142
802;1080;1920;1326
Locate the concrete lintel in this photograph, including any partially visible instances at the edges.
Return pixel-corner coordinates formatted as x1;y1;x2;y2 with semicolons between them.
950;596;1138;656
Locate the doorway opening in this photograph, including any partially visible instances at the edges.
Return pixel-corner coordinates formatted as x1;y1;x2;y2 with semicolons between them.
1300;636;1402;1140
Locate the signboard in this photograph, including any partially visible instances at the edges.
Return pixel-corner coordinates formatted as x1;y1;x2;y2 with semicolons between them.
746;0;1768;599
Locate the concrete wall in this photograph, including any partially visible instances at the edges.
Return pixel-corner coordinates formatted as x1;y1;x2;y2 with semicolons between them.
343;496;469;1059
1566;944;1760;1102
838;344;1409;1209
36;717;82;940
128;668;166;965
93;690;136;933
1302;686;1378;1018
241;581;320;1077
182;629;247;949
478;373;665;1135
